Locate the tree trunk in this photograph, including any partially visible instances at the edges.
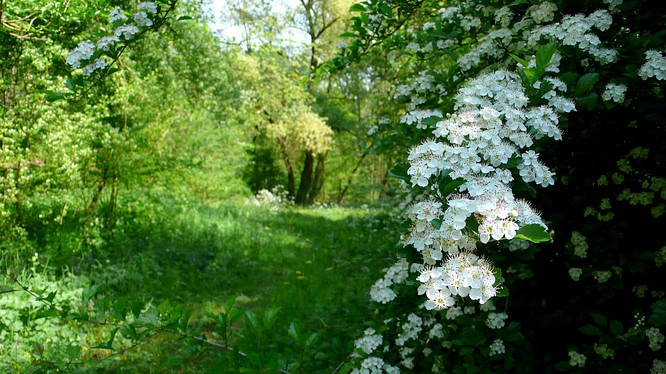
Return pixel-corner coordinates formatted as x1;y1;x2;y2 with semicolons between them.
277;139;296;197
308;152;327;203
295;150;314;204
337;151;368;204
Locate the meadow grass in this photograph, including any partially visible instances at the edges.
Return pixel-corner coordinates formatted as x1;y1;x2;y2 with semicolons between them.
50;196;405;372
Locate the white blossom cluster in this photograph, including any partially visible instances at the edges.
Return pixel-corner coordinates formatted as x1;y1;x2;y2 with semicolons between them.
250;185;294;211
602;83;627;103
638;50;666;81
653;359;666;374
402;69;566;308
529;9;618;64
568;350;587;367
355;328;384;354
418;252;497;310
646;327;665;351
593;270;611;283
570;231;588;258
485;311;508;329
66;2;159;76
568;267;583;281
489;338;506;356
369;258;412;304
350;357;399;374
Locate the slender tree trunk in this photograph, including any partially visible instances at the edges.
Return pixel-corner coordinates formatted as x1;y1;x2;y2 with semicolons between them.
309;152;327;203
277;139;296;197
337;151;368;204
296;150;314;204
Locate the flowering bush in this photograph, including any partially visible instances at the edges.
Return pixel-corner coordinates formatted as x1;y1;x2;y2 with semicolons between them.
249;185;295;210
331;0;666;372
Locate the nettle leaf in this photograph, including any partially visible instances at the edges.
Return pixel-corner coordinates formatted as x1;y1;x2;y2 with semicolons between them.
514;224;551;243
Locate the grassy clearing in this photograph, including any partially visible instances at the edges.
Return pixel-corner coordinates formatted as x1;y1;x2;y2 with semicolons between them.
2;195;404;373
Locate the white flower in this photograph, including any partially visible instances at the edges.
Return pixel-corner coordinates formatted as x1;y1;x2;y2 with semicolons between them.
115;24;140;41
354;328;383;354
639;50;666;80
569;267;583;281
137;2;159;14
489;339;506;356
134;11;153;27
602;83;627;103
486;312;508;329
109;7;127;23
66;40;95;68
568;351;586;367
647;327;665;351
81;58;108;76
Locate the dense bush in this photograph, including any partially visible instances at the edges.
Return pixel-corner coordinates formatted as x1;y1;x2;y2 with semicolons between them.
329;0;666;372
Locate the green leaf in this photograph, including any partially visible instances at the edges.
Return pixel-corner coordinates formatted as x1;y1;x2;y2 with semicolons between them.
94;328;118;350
39;90;67;102
378;4;392;16
288;322;299;341
38;290;57;304
349;3;365;12
460;347;475;356
0;285;15;295
510;54;529;68
305;332;318;348
575;73;600;96
421;115;442;127
576;92;598;109
495;287;509;298
649;299;666;326
131;299;143;318
536;43;557;69
431;218;442;229
591;313;607;326
82;284;101;307
609;320;624;335
64;344;81;361
579;324;603;336
177;16;193;21
112;296;128;320
389;163;411;183
160;357;185;369
514;224;551;243
120;323;138;340
439;178;465;197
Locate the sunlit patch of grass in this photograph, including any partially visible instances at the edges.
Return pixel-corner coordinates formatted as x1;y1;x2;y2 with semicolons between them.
76;196;404;372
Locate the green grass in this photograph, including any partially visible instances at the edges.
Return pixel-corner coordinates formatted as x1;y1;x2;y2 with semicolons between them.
18;195;405;372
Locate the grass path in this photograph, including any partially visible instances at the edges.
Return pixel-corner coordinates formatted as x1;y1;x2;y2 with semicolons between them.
85;201;403;372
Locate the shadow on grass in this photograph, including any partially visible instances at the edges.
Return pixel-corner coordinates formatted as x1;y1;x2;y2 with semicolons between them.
73;202;403;371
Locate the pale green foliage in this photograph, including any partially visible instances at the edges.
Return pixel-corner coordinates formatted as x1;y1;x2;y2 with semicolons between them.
269;104;334;155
